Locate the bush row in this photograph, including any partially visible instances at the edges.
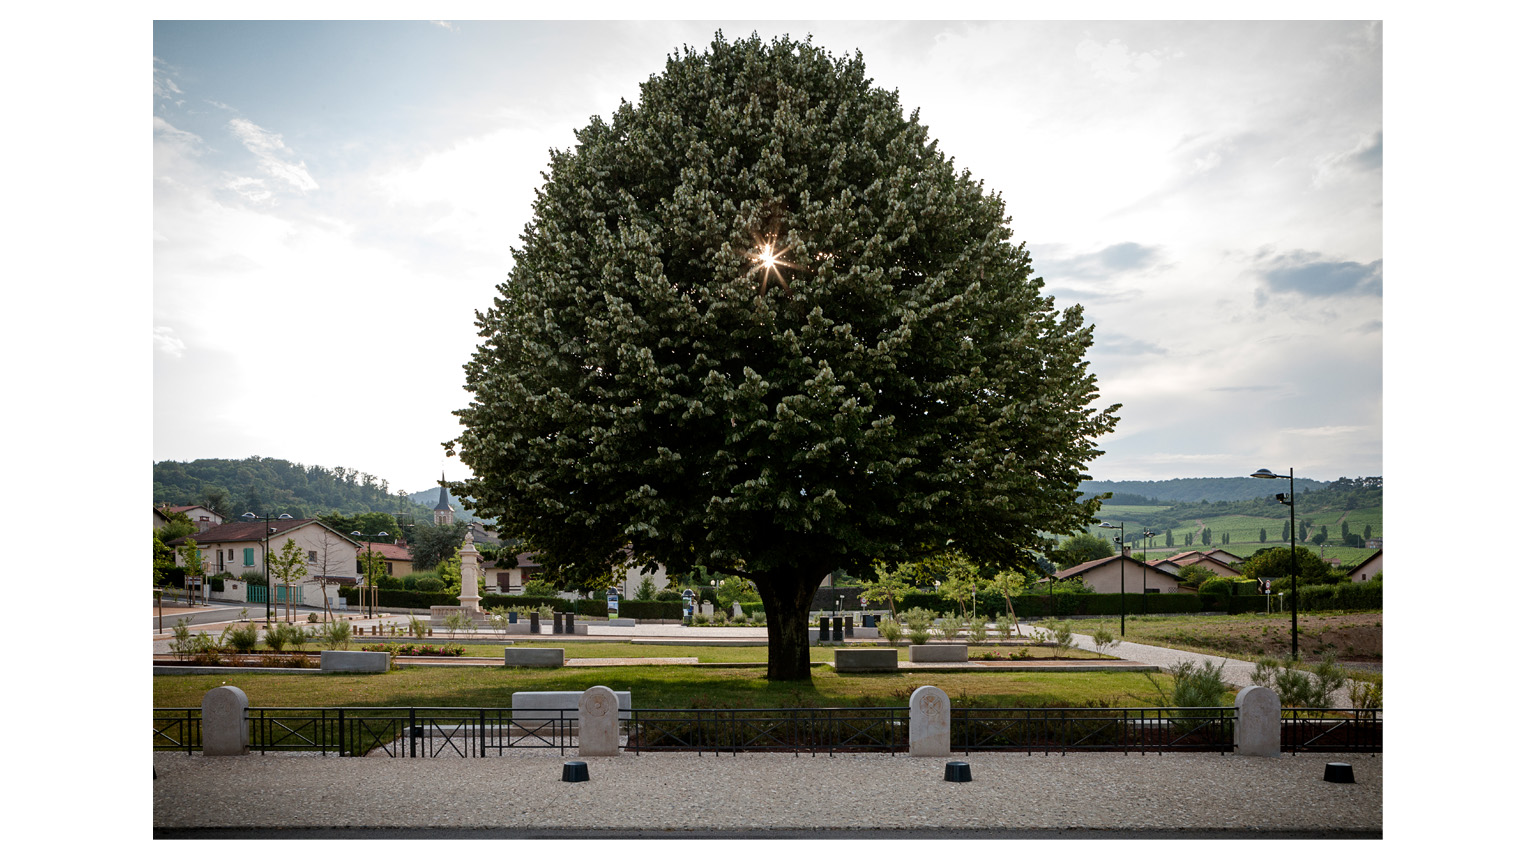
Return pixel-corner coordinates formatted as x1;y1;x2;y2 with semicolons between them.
339;586;456;610
1279;580;1382;612
886;592;1202;618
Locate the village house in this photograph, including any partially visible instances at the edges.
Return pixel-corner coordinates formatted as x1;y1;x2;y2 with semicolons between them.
165;504;224;532
168;517;361;609
1347;550;1384;582
1150;550;1245;581
1054;554;1192;595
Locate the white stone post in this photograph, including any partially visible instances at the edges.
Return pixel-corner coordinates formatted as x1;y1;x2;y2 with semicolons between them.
908;685;951;757
579;685;621;756
201;685;249;757
1234;685;1282;757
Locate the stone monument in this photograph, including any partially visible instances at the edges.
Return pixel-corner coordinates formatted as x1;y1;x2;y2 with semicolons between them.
430;531;487;626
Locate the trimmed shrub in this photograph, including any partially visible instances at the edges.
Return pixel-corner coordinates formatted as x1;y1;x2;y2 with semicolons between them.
618;600;687;620
339;585;455;610
482;594;578;614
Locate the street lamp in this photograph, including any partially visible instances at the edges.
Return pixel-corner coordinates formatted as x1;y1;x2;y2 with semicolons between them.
1141;529;1157;613
1251;468;1300;660
242;511;292;623
351;530;390;619
1099;521;1127;636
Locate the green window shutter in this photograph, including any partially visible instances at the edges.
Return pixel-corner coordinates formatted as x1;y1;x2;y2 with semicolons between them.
244;548;254;567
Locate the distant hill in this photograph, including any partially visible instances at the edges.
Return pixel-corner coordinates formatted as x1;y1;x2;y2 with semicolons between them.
153;456;438;524
1079;476;1332;504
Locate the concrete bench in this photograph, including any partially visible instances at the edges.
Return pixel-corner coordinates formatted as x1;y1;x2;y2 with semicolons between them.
833;649;898;671
909;644;969;663
504;647;565;667
320;650;391;673
511;690;632;727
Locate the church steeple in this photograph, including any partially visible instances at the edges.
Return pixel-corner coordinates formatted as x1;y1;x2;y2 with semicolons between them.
434;473;455;526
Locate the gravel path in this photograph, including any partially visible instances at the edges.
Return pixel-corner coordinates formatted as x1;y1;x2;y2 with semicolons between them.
153;750;1381;836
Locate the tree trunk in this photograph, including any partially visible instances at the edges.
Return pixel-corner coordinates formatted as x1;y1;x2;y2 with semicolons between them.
755;569;827;681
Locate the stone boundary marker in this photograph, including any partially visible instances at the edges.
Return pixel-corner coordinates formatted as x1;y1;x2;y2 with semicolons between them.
201;686;248;756
908;685;951;756
1234;685;1282;757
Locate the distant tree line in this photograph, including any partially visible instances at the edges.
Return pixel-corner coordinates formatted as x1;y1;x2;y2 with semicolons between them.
153;456;437;527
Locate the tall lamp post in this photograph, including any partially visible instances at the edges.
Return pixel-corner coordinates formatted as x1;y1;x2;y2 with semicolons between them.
242;511;292;623
351;531;390;619
1141;529;1157;613
1099;521;1127;636
1251;468;1299;660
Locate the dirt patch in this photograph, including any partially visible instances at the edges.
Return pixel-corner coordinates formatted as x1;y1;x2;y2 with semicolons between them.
1131;612;1382;664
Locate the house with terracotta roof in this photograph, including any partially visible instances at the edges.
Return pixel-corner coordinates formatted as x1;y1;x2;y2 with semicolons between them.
1151;550;1245;580
1054;554;1193;595
166;504;223;532
1347;550;1383;582
168;517;361;608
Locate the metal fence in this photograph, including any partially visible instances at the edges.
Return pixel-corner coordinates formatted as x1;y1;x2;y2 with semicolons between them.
155;705;1380;757
627;707;907;756
154;707;578;756
953;706;1236;754
1282;708;1382;754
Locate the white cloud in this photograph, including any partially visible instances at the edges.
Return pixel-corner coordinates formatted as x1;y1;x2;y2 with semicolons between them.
223;175;274;205
153;326;186;358
228;117;318;193
1074;38;1166;84
152;116;203;154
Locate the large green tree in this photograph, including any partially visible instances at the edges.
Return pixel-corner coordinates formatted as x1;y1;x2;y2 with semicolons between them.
450;34;1118;679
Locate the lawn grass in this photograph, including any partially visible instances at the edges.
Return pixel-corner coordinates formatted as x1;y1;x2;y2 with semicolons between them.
376;640;1107;663
153;664;1174;710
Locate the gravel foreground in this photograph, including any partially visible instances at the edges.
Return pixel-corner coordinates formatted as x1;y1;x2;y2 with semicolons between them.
153;750;1381;838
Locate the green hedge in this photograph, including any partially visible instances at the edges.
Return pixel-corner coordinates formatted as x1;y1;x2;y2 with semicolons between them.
893;592;1201;617
1281;580;1382;612
483;595;578;614
618;600;688;619
339;586;456;610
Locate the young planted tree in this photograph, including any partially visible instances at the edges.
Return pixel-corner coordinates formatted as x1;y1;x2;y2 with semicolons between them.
179;536;206;605
267;538;309;622
857;565;916;619
449;34;1118;679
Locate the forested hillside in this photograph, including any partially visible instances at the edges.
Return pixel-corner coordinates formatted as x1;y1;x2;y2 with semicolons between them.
1079;476;1331;504
153;457;437;524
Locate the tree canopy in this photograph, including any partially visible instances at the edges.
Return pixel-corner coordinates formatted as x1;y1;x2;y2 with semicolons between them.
1049;533;1117;569
450;33;1118;679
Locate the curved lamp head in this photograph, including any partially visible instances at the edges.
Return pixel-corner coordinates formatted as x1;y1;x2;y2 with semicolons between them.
242;512;257;520
1251;468;1284;480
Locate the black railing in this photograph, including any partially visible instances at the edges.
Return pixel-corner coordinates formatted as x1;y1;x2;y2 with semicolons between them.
1282;708;1382;754
954;707;1236;754
627;707;907;756
153;708;200;753
155;704;1377;757
152;707;578;756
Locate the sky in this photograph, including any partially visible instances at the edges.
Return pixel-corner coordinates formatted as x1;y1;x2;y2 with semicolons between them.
149;17;1385;495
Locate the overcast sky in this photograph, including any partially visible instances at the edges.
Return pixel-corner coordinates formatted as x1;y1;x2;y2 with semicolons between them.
150;18;1384;493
